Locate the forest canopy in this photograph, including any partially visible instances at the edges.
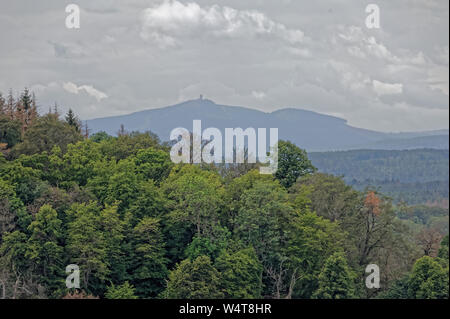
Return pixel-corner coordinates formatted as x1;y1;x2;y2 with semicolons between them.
0;89;448;299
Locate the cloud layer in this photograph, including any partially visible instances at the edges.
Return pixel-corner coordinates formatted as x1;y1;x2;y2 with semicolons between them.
0;0;448;132
140;0;304;48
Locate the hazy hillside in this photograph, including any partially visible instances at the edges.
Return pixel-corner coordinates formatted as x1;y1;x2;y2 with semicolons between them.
309;149;449;205
86;98;449;152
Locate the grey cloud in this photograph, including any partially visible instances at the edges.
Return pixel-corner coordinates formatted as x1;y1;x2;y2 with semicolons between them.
0;0;448;132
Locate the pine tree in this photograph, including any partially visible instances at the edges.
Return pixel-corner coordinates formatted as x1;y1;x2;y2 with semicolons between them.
65;109;81;132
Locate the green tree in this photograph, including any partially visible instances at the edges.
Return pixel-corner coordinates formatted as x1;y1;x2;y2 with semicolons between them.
98;131;163;160
164;256;223;299
438;235;449;261
105;281;138;299
26;205;64;296
65;109;81;133
408;256;449;299
292;173;360;222
378;275;410;299
162;165;225;264
66;202;109;293
0;116;21;148
134;148;173;184
0;178;29;234
234;180;295;298
100;204;126;286
313;253;356;299
11;114;82;157
275;140;316;188
128;217;168;298
184;233;229;262
216;247;263;299
163;165;224;238
89;131;111;143
286;211;346;299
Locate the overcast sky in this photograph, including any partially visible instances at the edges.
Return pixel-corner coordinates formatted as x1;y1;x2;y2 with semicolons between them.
0;0;448;132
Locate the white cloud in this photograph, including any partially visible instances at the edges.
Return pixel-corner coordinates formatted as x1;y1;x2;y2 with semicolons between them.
337;26;399;63
63;82;108;101
140;0;304;48
252;91;266;100
372;80;403;95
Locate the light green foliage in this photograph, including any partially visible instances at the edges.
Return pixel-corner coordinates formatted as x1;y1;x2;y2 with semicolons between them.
66;202;109;292
26;205;64;294
216;247;263;299
408;256;449;299
134;148;173;184
164;256;223;299
287;211;346;298
105;281;138;299
162;165;225;264
313;253;356;299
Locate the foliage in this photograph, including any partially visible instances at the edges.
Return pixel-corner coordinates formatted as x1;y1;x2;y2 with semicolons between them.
407;256;449;299
313;253;356;299
105;281;138;299
0;92;447;299
164;256;224;299
275;140;316;188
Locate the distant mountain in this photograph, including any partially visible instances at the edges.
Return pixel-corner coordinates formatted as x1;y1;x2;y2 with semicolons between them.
86;98;449;152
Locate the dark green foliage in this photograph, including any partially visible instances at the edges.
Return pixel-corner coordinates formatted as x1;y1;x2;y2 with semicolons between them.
11;114;83;157
128;217;168;298
89;131;112;143
275;140;316;188
0;116;21;148
377;275;410;299
65;109;81;133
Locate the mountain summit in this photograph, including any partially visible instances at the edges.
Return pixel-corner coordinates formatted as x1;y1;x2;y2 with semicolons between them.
86;100;449;152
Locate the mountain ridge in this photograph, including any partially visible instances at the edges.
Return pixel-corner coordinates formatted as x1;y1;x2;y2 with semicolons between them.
86;98;449;152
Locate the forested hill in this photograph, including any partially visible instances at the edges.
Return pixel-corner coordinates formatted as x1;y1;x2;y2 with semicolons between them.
1;90;448;300
309;149;449;206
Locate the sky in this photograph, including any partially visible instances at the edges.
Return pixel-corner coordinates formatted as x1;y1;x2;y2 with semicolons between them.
0;0;448;132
